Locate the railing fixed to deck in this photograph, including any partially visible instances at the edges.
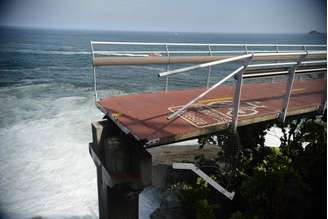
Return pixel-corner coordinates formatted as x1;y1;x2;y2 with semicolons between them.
90;41;327;133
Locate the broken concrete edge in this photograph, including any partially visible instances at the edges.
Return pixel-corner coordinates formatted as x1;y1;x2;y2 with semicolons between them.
91;120;152;189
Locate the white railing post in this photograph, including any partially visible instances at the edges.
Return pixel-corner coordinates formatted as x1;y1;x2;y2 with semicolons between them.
279;53;308;122
231;56;253;133
93;67;98;101
206;44;213;88
164;44;170;91
244;45;249;54
165;68;169;91
275;45;279;53
90;41;98;101
272;45;280;83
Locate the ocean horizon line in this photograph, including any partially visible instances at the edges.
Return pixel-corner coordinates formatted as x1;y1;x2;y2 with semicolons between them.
1;24;326;36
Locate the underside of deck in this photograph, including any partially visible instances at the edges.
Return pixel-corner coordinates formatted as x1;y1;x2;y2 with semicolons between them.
97;79;325;147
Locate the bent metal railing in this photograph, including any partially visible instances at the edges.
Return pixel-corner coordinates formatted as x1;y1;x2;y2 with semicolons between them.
90;41;327;132
158;51;326;132
90;41;326;96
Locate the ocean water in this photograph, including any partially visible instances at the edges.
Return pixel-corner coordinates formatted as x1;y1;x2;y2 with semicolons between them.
0;27;326;219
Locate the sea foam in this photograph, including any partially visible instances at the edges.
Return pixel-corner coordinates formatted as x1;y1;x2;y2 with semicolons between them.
0;83;160;219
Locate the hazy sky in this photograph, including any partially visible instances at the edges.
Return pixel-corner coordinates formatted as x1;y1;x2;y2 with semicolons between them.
0;0;326;33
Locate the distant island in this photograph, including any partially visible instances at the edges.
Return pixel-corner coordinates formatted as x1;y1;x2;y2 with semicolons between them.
308;30;324;35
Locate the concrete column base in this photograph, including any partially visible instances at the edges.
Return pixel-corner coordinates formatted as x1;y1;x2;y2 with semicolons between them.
90;120;152;219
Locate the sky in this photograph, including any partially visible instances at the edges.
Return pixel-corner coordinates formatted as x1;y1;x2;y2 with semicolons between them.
0;0;326;33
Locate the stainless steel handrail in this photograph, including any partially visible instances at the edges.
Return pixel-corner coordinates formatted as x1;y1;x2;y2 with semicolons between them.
158;51;326;77
243;67;327;78
90;41;326;59
92;50;325;55
91;41;326;47
248;60;326;68
90;41;98;100
159;54;252;77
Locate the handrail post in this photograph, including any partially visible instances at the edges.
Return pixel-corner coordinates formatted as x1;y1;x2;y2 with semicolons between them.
165;68;169;91
298;46;308;81
279;53;308;123
244;45;249;54
164;44;170;91
275;45;279;53
90;41;98;101
206;44;213;88
272;45;280;83
231;56;253;133
93;67;98;101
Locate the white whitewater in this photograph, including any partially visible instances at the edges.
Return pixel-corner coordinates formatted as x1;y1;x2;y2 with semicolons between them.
0;84;160;219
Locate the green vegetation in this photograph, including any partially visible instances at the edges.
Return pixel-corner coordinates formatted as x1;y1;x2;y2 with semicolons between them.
169;114;326;219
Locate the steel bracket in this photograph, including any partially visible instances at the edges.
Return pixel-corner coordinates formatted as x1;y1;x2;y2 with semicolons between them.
279;53;308;123
231;55;254;133
173;162;235;200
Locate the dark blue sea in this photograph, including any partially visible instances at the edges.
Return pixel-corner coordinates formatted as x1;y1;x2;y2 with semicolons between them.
0;27;326;219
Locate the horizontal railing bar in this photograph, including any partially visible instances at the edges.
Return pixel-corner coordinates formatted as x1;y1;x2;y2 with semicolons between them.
303;60;328;64
91;41;326;47
243;67;327;78
168;65;246;120
248;62;298;68
248;60;327;68
158;51;326;77
93;53;326;66
93;50;325;55
159;54;252;77
294;67;327;73
253;51;326;56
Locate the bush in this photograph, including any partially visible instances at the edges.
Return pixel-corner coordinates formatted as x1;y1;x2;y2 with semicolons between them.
169;115;326;219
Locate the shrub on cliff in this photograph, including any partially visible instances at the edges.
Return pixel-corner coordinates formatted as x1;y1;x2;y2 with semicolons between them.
169;115;326;219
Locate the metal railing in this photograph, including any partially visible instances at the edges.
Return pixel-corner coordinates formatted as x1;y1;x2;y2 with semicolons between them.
173;162;235;200
158;51;326;77
90;41;326;56
156;50;326;132
90;41;326;96
90;41;326;66
90;41;326;131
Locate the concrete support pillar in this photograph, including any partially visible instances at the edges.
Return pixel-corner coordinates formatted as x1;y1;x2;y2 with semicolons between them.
90;120;152;219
